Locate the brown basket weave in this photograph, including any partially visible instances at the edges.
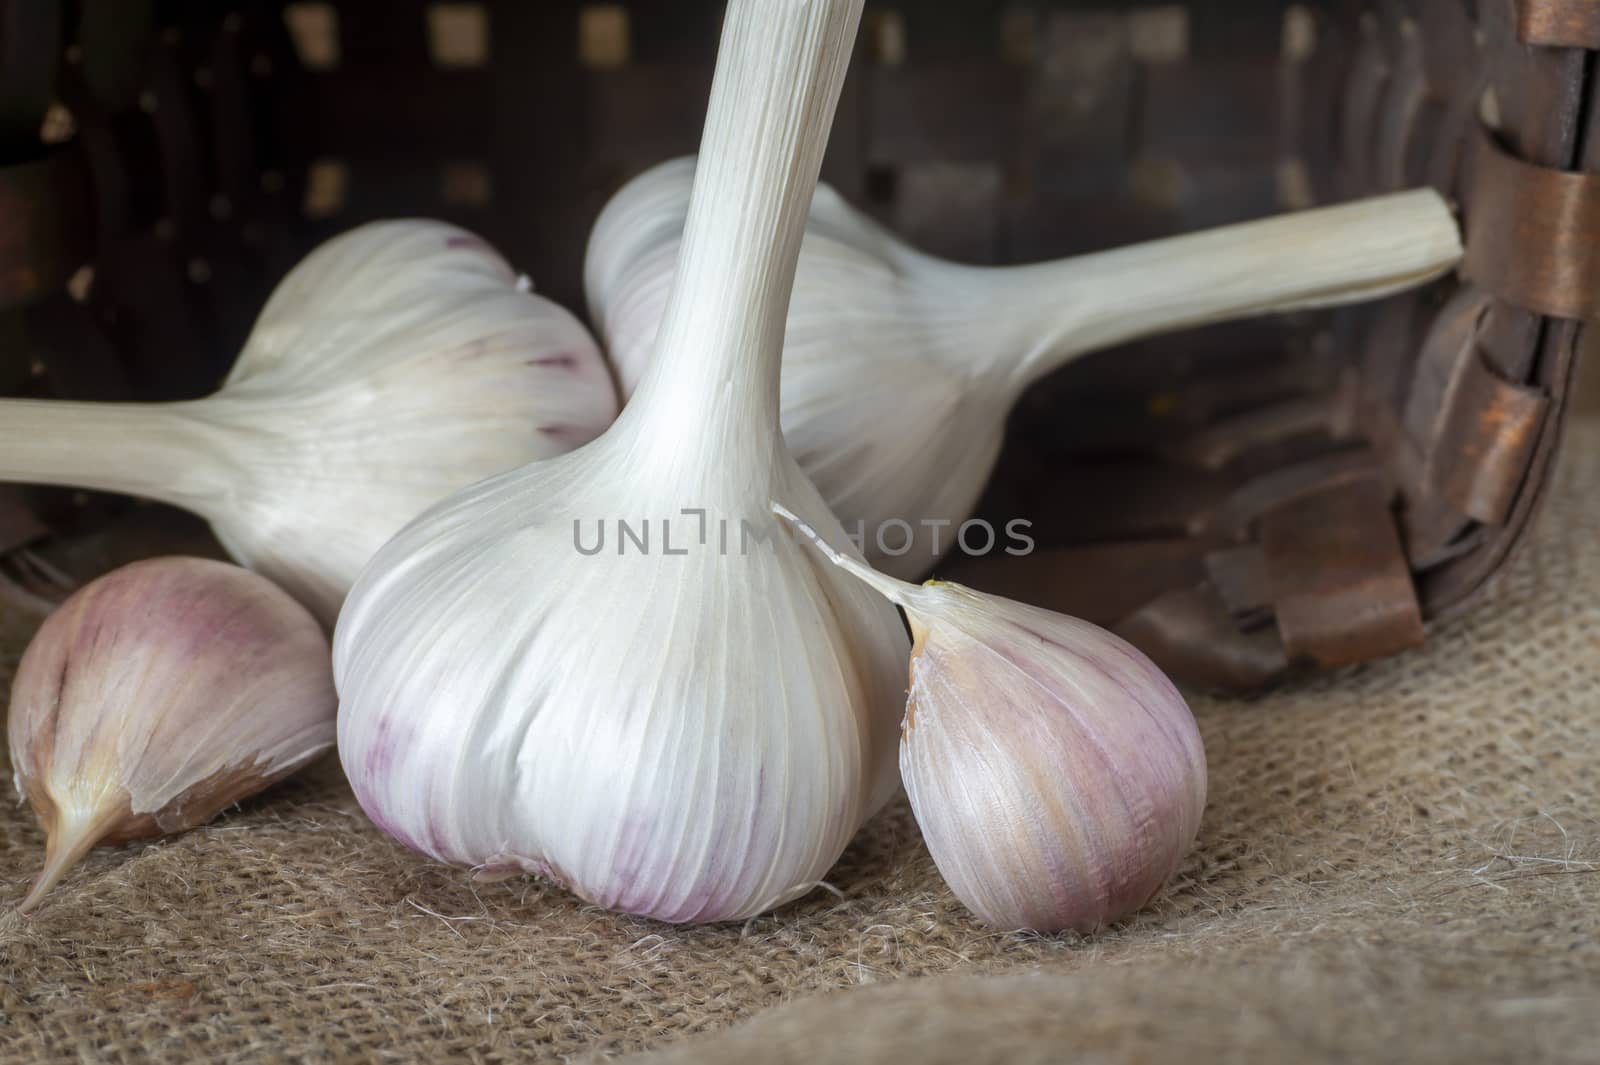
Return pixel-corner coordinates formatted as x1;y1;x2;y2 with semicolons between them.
1;0;1596;690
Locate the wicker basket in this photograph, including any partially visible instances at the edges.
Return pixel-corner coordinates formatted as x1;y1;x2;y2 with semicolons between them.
1;0;1595;689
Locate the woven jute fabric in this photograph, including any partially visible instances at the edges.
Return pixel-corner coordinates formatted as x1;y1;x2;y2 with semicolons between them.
4;427;1600;1065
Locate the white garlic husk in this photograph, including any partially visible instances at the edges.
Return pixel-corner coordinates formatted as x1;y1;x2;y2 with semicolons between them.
776;504;1206;932
589;158;1462;578
8;557;337;912
334;0;906;924
0;221;617;622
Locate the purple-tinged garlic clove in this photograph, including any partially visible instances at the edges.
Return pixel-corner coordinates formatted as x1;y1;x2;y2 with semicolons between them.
775;503;1206;932
896;586;1206;932
7;557;337;913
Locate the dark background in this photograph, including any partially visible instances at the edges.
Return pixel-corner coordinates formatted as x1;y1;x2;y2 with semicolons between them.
0;1;1313;405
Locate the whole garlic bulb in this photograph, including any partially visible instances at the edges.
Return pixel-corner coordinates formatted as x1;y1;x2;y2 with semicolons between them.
0;221;617;622
8;557;337;912
776;504;1206;932
590;158;1462;578
334;0;905;924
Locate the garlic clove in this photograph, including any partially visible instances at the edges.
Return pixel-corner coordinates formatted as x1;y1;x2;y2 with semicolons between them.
899;591;1207;932
591;159;1461;579
8;557;337;912
0;220;618;623
775;503;1206;933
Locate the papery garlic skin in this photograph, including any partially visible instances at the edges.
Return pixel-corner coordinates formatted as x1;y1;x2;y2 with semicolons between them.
8;557;336;912
590;158;1462;578
0;221;618;622
336;463;904;923
334;0;905;925
898;587;1206;932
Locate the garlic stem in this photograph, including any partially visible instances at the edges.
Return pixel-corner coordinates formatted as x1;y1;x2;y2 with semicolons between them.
0;399;232;509
621;0;860;471
976;188;1459;388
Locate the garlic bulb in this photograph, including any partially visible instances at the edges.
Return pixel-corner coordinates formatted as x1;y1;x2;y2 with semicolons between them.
0;221;617;622
776;503;1206;933
590;159;1462;577
334;0;906;924
8;557;336;913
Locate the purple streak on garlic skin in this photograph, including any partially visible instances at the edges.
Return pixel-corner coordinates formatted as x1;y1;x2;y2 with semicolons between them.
580;763;786;923
344;709;429;858
363;716;397;781
528;353;580;370
899;587;1206;933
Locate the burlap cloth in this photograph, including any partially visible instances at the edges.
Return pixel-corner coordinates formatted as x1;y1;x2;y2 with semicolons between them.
4;426;1600;1064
